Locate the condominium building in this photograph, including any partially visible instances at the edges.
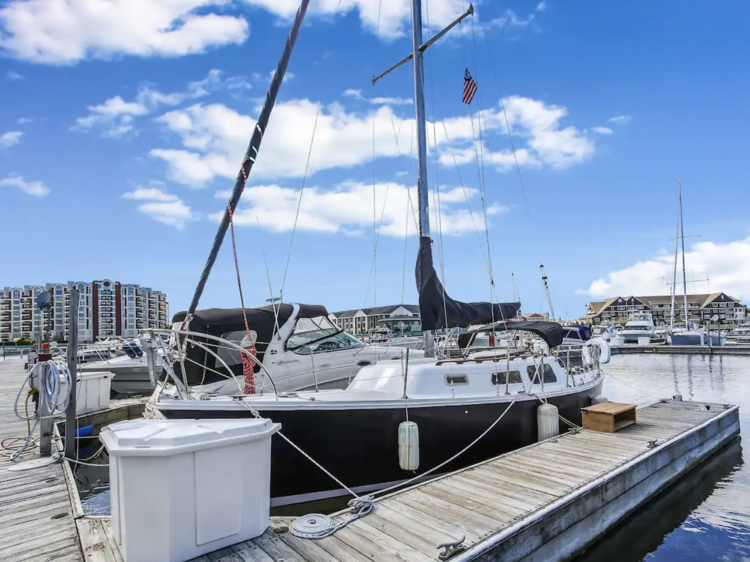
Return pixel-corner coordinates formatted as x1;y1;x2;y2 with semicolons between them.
585;292;747;327
0;280;169;343
330;305;421;335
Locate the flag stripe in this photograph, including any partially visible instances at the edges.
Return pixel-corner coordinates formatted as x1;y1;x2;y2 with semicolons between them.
463;69;478;104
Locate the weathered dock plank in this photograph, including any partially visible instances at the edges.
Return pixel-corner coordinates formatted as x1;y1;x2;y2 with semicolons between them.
0;359;82;562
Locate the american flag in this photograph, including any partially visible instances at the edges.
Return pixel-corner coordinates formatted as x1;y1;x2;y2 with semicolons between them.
463;69;478;104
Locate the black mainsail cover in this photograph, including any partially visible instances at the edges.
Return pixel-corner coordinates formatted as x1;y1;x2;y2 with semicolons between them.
416;236;521;331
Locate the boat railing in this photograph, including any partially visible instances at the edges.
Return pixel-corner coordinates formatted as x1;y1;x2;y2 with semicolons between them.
139;328;282;401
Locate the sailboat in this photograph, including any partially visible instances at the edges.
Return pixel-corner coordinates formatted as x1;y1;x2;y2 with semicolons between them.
667;185;724;346
147;0;609;506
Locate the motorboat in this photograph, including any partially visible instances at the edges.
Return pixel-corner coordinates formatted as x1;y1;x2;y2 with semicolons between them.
620;313;655;344
366;328;424;351
158;303;425;397
151;320;609;506
561;325;592;346
726;325;750;345
79;341;155;396
592;324;616;342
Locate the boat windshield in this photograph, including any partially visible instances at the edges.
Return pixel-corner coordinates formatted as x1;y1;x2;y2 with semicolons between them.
624;325;649;331
288;316;364;354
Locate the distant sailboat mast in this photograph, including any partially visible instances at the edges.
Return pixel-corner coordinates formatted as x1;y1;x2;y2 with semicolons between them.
670;207;680;330
679;183;689;324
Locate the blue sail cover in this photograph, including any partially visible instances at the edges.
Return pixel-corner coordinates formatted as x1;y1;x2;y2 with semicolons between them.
416;236;521;331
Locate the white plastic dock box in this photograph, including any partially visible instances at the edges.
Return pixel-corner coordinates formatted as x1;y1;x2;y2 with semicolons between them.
100;418;280;562
76;371;113;415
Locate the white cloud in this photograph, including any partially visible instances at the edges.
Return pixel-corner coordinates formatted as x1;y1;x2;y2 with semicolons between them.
213;181;506;237
0;130;23;147
592;126;613;135
139;200;194;229
536;1;548;12
0;0;248;64
75;96;147;137
608;115;632;125
74;69;230;137
498;96;595;168
121;186;193;228
487;10;537;29
344;88;412;106
151;95;594;186
225;75;252;91
268;70;295;84
577;235;750;301
0;175;49;196
242;0;467;39
121;186;178;202
6;70;23;80
16;117;33;125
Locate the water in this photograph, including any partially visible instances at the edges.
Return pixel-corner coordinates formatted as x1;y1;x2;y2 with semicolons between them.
577;354;750;561
72;354;750;559
73;441;111;516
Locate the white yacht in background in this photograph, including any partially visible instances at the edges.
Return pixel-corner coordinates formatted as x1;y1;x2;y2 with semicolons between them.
591;324;616;342
727;325;750;345
620;312;656;344
79;342;155;396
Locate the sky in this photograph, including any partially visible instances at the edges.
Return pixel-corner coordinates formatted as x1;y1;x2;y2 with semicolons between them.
1;0;749;320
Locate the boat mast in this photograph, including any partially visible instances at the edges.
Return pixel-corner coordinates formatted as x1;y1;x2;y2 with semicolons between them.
373;3;474;356
679;183;689;326
410;0;430;240
540;264;556;322
670;206;679;330
409;0;434;356
183;0;311;323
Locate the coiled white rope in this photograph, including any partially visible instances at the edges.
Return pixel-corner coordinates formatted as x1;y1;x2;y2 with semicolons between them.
240;393;521;539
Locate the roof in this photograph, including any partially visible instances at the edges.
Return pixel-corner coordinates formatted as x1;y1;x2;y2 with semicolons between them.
330;309;361;319
331;304;421;318
589;293;742;314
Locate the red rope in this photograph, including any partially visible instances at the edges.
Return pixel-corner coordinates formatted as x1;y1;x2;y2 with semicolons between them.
227;180;257;394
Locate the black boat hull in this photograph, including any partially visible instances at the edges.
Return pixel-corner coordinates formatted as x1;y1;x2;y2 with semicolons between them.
160;382;602;505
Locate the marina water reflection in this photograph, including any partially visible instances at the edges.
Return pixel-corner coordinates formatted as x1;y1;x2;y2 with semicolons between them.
578;354;750;561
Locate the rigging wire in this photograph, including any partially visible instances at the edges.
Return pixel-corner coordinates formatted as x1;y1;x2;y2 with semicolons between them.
424;0;450;333
256;216;281;336
478;16;533;221
279;0;345;299
401;127;415;304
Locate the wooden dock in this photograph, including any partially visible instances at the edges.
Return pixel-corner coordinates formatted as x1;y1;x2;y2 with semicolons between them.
0;358;82;562
1;356;740;562
77;399;738;562
611;344;750;355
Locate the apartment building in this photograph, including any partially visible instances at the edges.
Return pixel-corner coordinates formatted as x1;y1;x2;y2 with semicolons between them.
0;280;169;343
585;293;747;327
329;305;421;335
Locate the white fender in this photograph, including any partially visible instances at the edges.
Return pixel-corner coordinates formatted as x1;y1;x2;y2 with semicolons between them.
583;337;611;365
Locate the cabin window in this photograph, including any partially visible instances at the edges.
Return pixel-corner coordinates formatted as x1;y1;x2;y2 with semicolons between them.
445;374;468;386
491;371;522;385
527;364;557;384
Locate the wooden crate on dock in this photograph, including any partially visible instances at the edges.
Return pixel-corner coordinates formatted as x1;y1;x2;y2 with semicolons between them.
581;402;637;433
